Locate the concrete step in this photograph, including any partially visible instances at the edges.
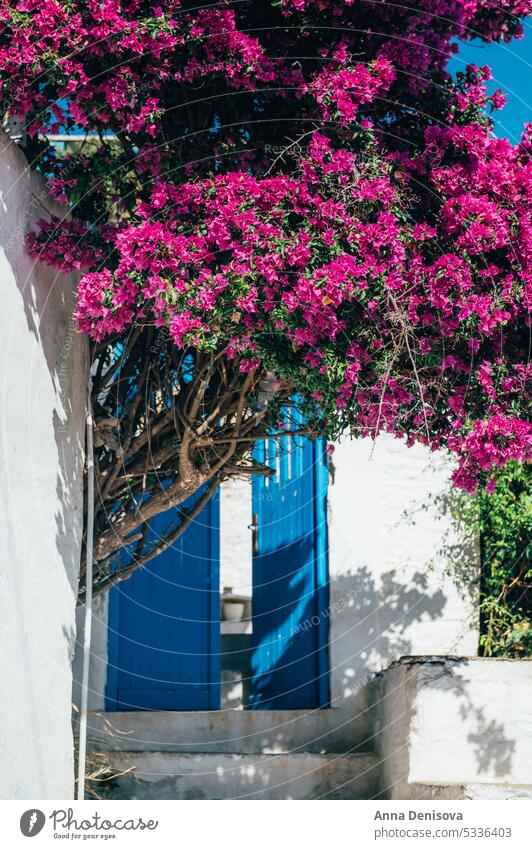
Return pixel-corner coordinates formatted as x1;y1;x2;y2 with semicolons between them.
103;751;381;800
389;783;532;801
88;708;372;755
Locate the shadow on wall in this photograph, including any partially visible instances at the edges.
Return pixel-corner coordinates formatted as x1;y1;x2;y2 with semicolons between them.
0;129;86;797
327;437;480;715
375;657;529;800
329;568;447;695
419;660;515;779
0;133;86;608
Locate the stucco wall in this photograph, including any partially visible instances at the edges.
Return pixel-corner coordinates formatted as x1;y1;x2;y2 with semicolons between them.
327;435;479;714
375;657;532;799
0;129;87;799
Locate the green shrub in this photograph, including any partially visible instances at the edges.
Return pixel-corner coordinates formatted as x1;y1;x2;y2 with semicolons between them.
470;463;531;657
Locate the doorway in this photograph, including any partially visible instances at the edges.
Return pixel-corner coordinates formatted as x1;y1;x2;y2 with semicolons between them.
106;437;330;712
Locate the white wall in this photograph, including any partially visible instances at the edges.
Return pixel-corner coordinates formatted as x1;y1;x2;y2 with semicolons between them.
376;658;532;799
0;129;87;799
327;435;479;711
220;477;252;597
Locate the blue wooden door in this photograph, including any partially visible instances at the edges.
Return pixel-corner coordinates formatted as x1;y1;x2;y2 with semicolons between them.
106;492;220;711
250;433;329;709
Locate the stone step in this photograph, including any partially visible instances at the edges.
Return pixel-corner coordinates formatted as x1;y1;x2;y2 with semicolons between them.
103;752;381;800
88;707;372;755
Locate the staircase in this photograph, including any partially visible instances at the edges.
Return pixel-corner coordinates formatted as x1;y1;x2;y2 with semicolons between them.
87;707;381;800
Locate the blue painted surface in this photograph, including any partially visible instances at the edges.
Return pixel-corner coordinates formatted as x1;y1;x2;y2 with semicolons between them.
250;431;329;709
106;491;220;711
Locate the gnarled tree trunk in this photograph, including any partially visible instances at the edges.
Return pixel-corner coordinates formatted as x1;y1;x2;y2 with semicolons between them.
78;327;304;602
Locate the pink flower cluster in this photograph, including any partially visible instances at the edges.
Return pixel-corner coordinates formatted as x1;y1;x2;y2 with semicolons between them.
449;416;532;493
308;56;396;123
5;0;531;492
54;122;529;491
0;0;529;146
26;217;105;272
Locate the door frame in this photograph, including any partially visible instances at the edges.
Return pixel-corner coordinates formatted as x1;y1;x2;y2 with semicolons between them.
313;438;330;707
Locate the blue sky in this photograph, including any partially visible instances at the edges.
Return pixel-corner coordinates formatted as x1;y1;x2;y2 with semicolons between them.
450;19;532;142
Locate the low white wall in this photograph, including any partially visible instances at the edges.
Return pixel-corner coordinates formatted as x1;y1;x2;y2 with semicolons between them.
376;657;532;799
327;435;479;713
0;129;87;798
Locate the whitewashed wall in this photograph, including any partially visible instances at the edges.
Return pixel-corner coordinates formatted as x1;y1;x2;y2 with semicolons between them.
328;435;479;711
218;437;478;694
0;129;87;799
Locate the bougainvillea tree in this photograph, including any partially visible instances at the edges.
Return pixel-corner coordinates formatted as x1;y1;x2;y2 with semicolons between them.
0;1;530;597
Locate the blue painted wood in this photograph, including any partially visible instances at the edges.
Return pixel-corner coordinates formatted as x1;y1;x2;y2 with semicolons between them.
250;429;329;709
106;491;220;711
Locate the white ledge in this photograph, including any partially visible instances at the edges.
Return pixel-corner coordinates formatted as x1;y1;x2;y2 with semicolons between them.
221;620;252;635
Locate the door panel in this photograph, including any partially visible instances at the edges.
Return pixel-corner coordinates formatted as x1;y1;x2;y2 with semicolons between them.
106;491;220;711
250;432;329;709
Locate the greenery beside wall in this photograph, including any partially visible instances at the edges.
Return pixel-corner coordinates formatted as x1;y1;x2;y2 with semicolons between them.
466;463;531;658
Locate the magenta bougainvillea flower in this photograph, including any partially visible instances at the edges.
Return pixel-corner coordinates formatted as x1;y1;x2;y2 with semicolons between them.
0;0;529;494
